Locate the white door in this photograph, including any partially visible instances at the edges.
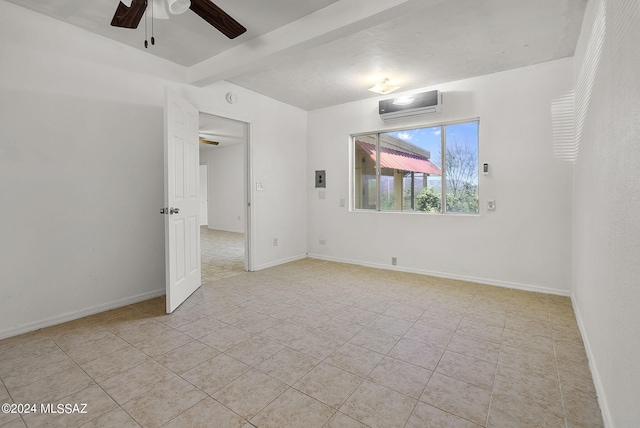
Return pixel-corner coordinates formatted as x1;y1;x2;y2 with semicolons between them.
164;88;201;313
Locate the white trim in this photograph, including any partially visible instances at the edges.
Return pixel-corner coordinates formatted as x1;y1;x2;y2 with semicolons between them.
252;254;308;271
307;253;571;296
0;288;165;341
572;295;613;427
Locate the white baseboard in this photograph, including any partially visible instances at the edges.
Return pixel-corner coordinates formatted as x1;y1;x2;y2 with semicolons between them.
206;226;244;234
307;254;571;297
571;295;612;427
252;254;308;271
0;288;166;341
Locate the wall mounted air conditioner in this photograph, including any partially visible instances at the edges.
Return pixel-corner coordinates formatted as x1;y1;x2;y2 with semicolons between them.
379;90;442;120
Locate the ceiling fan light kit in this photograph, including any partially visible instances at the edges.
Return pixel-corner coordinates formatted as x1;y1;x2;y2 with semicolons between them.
111;0;246;48
167;0;191;15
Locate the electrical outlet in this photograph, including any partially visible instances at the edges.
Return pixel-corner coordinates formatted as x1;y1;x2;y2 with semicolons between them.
391;257;397;266
273;237;278;247
487;200;496;211
319;238;326;245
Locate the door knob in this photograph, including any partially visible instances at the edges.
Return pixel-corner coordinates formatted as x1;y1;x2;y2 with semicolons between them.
170;207;180;215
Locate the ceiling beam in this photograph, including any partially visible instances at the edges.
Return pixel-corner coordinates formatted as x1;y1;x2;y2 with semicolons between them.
187;0;440;87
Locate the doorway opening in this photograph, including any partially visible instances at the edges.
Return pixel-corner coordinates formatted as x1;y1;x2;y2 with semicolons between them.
198;112;251;280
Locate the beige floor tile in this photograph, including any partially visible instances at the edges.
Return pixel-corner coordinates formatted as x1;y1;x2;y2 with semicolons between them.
122;376;206;427
10;365;95;404
498;344;558;380
505;316;552;337
487;393;566;428
340;380;417;428
293;362;363;409
368;356;432;398
348;327;401;354
501;328;555;355
212;369;288;419
388;338;444;370
250;388;335;428
368;314;414;336
175;316;227;339
0;234;603;428
435;350;496;390
260;321;309;346
1;348;77;390
258;348;320;385
406;401;481;428
289;331;344;360
313;318;363;342
154;340;219;374
224;335;284;368
420;372;491;426
180;353;251;395
382;303;425;321
21;384;117;428
324;343;385;377
133;328;193;357
199;325;252;351
324;411;369;428
232;313;281;333
112;321;174;345
404;324;454;348
334;307;379;326
456;319;504;343
100;360;176;405
562;383;604;427
447;333;501;364
57;332;130;365
463;308;507;328
417;311;462;331
79;344;150;382
163;397;246;428
79;407;141;428
493;365;564;417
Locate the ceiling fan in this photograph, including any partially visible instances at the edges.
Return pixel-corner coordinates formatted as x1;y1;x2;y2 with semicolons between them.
111;0;246;47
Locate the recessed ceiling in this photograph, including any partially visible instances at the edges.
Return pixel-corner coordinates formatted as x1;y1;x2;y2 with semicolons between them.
6;0;588;110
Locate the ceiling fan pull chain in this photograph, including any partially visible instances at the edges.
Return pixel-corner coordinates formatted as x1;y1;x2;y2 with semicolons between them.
144;0;149;48
150;0;155;45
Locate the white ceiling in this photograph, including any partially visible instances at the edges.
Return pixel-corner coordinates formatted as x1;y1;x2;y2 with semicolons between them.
6;0;588;111
199;113;246;149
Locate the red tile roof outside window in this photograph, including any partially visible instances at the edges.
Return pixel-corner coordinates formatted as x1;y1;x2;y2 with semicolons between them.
355;140;441;176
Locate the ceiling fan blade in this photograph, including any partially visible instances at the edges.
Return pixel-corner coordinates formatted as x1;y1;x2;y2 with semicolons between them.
111;0;147;29
190;0;247;39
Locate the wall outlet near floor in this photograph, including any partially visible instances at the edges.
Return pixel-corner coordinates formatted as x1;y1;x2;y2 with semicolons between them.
391;257;397;266
272;237;278;247
319;238;327;245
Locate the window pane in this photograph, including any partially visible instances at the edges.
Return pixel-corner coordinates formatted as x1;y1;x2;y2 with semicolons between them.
385;127;443;212
353;135;377;210
445;122;479;213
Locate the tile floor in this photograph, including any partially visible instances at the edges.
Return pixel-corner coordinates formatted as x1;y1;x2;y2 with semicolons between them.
0;229;603;427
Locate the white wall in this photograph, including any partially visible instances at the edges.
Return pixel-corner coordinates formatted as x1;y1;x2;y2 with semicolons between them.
0;0;308;338
571;1;640;426
199;165;208;226
307;58;574;294
200;143;245;233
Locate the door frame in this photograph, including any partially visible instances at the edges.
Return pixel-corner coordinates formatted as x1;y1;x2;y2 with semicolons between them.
197;108;254;272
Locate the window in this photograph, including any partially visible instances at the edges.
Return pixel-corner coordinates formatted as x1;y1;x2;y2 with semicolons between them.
353;120;479;214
